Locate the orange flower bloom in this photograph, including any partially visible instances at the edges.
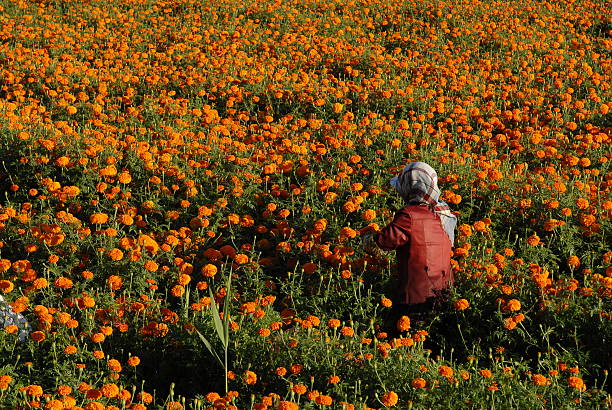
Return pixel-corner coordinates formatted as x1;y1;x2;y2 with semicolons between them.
532;374;549;386
381;391;398;406
31;331;45;342
201;264;218;277
454;299;469;310
568;376;586;392
278;401;299;410
396;316;410;332
244;370;257;385
89;213;109;224
438;365;454;378
411;378;426;388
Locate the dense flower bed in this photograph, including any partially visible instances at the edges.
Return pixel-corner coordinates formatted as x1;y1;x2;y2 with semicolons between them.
0;0;610;408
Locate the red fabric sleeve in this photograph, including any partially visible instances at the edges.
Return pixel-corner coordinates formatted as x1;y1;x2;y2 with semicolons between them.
375;209;411;250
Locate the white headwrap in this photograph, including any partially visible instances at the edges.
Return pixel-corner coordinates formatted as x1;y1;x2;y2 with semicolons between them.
390;162;457;243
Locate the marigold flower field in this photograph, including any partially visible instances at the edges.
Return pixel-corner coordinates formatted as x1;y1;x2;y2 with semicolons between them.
0;0;610;408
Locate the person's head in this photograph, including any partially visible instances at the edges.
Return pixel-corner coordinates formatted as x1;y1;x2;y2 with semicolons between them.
390;161;440;206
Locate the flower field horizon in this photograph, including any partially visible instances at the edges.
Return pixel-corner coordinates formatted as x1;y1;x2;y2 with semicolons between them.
0;0;610;408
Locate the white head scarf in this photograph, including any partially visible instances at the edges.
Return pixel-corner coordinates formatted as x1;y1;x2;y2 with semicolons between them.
390;161;457;244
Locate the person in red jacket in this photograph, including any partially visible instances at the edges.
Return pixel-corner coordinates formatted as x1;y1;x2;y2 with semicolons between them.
364;161;457;330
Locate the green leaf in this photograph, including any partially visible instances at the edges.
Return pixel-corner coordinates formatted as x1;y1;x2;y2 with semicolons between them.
195;329;223;367
222;272;232;347
208;287;227;346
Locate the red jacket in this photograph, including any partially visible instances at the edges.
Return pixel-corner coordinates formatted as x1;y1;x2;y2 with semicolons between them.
375;205;453;304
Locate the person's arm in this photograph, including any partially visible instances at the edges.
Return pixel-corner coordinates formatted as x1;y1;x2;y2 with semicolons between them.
375;209;411;251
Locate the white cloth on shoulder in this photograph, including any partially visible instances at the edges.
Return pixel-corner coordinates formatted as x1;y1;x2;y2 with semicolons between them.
0;294;30;342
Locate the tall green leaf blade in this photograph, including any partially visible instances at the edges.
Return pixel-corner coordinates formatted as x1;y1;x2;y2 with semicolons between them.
222;273;232;348
208;287;227;346
195;329;223;367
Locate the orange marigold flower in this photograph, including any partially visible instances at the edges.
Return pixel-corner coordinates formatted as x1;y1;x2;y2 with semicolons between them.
22;385;43;396
0;375;13;389
138;392;153;404
54;276;74;289
411;378;426;388
127;356;140;367
234;254;249;265
454;299;469;310
292;384;307;394
0;280;14;293
340;326;354;337
527;234;541;246
107;359;122;372
107;248;124;261
479;369;493;378
315;394;333;405
101;383;119;398
278;401;299;410
473;221;487;232
64;345;77;354
568;376;586;392
532;374;549;386
396;315;410;332
90;213;109;224
205;392;220;402
31;331;45;342
438;365;454;378
327;319;341;328
381;391;398;406
201;264;218;277
505;299;521;312
362;209;377;221
567;256;580;268
244;370;257;385
503;318;517;330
